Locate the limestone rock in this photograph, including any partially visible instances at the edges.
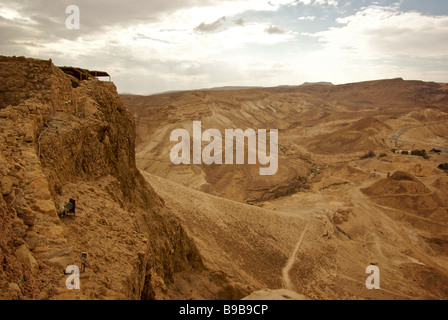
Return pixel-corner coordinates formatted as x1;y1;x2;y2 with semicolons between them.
31;199;57;216
44;256;72;270
1;176;15;196
12;220;26;238
25;178;52;200
17;207;36;226
2;283;22;299
23;122;35;142
15;245;39;274
25;231;40;250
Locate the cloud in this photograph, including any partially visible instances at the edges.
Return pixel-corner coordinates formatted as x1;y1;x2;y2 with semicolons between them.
264;25;285;34
297;0;338;7
309;5;448;59
194;16;227;33
298;15;316;21
1;0;447;94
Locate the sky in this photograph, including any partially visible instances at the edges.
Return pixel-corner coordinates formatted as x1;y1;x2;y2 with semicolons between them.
1;0;447;94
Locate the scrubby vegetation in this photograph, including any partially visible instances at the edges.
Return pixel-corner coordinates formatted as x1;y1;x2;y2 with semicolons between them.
411;149;429;159
360;151;376;159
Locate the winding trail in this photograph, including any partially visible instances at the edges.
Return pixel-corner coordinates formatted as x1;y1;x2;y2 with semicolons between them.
282;222;311;290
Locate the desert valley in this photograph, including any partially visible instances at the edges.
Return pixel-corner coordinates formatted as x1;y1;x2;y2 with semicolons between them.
122;78;448;299
1;56;448;300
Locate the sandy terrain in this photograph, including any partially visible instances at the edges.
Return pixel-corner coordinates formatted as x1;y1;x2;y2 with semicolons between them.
123;79;448;299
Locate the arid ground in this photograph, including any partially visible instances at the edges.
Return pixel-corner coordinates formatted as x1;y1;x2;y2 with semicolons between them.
122;78;448;299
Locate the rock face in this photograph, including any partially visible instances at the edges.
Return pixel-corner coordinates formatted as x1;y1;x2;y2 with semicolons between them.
0;56;234;300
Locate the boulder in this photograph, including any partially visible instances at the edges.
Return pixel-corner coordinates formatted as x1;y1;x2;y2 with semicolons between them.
44;256;73;270
11;220;26;238
1;176;15;196
25;178;51;200
16;207;36;226
23;122;35;143
15;245;39;274
31;199;57;216
4;282;22;299
24;231;40;250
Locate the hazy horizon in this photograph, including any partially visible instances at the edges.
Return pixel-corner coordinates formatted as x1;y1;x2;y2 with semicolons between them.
118;77;447;96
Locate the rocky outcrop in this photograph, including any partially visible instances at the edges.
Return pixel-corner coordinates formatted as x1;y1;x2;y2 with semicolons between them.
0;56;231;300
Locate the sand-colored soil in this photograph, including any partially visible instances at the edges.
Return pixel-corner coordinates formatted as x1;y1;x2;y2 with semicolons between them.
124;78;448;299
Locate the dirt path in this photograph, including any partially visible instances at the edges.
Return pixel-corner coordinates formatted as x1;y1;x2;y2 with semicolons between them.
282;222;311;291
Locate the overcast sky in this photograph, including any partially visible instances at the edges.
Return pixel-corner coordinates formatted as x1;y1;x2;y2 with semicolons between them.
1;0;447;94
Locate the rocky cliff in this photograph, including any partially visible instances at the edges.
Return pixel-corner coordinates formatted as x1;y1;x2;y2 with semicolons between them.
0;56;240;300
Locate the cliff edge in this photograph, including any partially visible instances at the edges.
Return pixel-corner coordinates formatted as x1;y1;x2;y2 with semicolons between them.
0;56;244;300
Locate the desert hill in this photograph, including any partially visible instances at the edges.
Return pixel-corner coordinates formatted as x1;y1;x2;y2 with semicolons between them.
122;88;313;203
362;171;430;196
305;117;393;154
362;171;448;224
278;78;448;111
301;82;334;86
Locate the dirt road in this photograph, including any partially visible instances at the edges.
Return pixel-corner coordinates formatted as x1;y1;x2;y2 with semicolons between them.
282;222;311;290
